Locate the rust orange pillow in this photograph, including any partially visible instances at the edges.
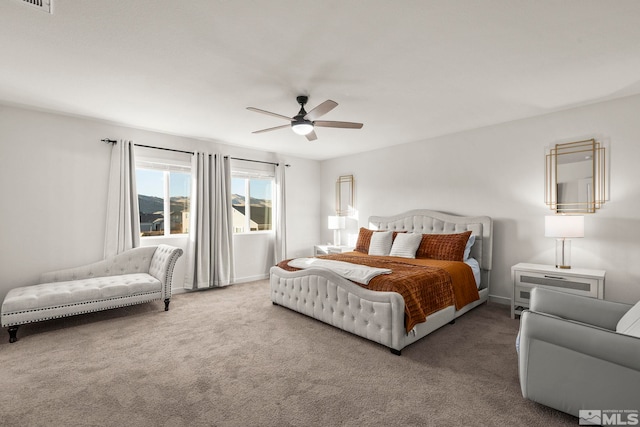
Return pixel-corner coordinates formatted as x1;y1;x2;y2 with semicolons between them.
354;228;374;253
415;231;472;262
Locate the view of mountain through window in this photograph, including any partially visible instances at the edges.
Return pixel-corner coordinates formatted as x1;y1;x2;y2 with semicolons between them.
232;177;273;233
136;169;191;237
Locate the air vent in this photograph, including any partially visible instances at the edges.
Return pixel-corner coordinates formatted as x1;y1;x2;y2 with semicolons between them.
18;0;52;13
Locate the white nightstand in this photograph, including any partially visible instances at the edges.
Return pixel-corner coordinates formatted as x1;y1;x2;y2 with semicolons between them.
314;245;355;256
511;263;606;319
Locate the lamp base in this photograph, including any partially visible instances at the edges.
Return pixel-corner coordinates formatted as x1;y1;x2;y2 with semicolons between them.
555;238;572;269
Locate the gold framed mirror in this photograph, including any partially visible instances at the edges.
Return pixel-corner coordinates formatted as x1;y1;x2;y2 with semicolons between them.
545;139;607;213
336;175;354;216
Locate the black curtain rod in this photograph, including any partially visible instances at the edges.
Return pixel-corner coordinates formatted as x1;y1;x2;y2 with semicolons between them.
101;139;193;155
102;139;289;166
225;156;290;167
134;143;194;155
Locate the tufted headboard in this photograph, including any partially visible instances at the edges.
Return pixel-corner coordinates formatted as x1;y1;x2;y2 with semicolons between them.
369;210;493;288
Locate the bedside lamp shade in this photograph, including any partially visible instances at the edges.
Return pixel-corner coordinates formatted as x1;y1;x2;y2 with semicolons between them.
545;215;584;239
328;216;345;246
545;215;584;269
328;216;346;230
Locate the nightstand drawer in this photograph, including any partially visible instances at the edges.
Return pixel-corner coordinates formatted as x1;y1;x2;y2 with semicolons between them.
514;285;533;305
515;271;599;298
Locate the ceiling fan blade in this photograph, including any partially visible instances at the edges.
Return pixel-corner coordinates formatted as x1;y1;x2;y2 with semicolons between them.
314;120;363;129
305;130;318;141
246;107;292;122
252;124;291;134
304;100;338;121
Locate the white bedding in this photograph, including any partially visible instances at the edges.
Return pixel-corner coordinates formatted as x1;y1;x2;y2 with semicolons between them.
290;256;480;287
291;255;480;288
287;257;392;285
465;257;481;288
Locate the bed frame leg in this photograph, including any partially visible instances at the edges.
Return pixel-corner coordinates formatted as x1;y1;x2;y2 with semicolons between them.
8;326;19;343
390;348;401;356
164;298;170;311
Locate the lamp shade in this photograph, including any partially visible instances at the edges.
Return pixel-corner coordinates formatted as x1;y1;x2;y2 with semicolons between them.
545;215;584;238
328;215;346;230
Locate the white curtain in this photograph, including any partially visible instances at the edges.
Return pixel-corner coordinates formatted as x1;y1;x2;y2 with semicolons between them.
274;163;287;263
185;153;234;289
213;155;234;285
104;140;140;258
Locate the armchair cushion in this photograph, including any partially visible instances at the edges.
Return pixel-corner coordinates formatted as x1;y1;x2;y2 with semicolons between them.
616;300;640;338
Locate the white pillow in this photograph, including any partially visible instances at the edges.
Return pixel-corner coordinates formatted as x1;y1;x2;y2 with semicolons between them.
368;231;393;256
389;233;422;258
464;234;476;260
616;301;640;338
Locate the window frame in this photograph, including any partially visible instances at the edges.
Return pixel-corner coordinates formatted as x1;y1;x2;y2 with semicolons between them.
231;174;275;235
135;156;192;239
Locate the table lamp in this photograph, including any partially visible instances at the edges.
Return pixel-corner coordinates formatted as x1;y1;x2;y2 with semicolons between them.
328;216;346;246
545;215;584;269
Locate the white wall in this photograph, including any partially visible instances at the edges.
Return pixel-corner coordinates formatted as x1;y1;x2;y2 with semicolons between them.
320;94;640;305
0;104;321;302
5;94;638;307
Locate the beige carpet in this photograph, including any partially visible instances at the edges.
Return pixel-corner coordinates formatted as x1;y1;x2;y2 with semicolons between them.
0;280;575;427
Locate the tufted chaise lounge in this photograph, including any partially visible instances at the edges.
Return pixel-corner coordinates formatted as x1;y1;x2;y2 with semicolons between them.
1;244;183;343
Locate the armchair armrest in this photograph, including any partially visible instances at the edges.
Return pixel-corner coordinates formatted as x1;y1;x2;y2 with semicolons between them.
520;310;640;372
530;287;632;330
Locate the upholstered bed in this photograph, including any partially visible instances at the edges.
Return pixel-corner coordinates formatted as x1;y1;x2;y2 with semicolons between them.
269;210;493;355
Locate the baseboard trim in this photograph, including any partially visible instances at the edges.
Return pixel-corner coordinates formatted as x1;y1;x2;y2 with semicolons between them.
232;274;270;284
175;274;269;293
488;294;511;306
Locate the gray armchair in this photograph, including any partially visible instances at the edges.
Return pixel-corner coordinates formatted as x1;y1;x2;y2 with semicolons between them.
517;287;640;416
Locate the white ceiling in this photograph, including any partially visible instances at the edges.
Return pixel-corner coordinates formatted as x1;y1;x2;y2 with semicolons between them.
1;1;640;160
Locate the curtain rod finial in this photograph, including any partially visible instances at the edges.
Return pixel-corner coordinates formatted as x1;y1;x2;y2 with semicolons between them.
101;138;117;144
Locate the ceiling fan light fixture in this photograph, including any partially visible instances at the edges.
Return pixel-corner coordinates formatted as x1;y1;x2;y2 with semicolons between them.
248;96;362;140
291;122;314;135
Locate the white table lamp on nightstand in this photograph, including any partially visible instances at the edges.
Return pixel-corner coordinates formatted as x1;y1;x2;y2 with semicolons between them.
328;216;345;246
545;215;584;269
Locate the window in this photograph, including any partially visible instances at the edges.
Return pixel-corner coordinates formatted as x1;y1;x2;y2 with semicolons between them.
231;175;274;233
135;150;191;237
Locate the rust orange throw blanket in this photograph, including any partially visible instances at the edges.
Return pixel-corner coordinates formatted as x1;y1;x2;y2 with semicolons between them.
276;252;479;332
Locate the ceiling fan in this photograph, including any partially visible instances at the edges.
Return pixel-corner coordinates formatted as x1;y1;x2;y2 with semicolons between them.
247;96;363;141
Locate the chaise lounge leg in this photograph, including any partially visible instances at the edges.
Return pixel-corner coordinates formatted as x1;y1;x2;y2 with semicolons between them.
390;348;401;356
449;319;456;325
8;326;19;343
164;298;170;311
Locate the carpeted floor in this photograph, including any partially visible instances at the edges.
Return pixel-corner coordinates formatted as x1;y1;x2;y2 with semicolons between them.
0;280;576;426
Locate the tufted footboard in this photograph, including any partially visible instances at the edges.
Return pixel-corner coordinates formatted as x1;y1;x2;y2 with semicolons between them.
270;266;407;352
270;264;488;355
